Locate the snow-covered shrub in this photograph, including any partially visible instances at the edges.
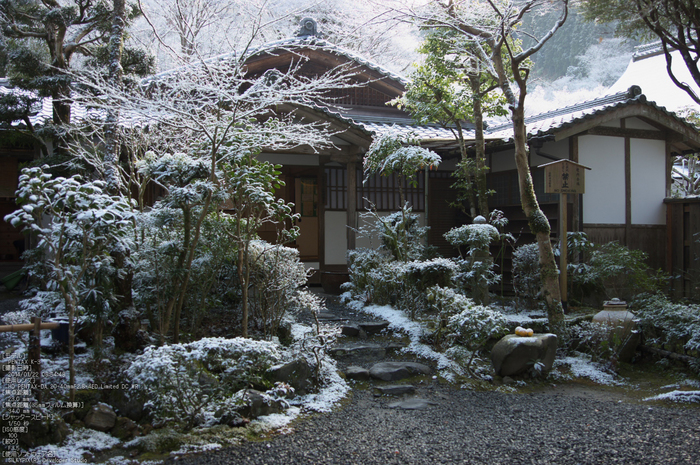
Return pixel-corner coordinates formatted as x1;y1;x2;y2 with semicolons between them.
246;240;310;338
445;219;501;304
635;294;700;366
345;248;406;305
357;204;431;262
512;243;542;308
401;258;458;317
565;321;628;371
127;337;284;429
589;242;664;300
441;287;508;376
5;166;135;400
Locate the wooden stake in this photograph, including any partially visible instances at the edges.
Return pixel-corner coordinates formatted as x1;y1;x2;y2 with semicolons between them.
560;193;568;311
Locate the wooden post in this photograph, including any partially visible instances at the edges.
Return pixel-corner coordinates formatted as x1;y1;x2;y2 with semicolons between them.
30;317;42;403
540;159;591;312
346;162;357;251
560;194;568;311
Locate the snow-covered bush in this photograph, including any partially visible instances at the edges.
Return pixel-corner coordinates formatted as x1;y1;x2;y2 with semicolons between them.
5;166;135;401
440;287;508;376
445;218;501;304
635;294;700;366
357;204;431;262
512;243;542;308
401;258;459;317
127;337;284;430
344;248;392;303
589;242;664;300
565;321;630;371
246;240;310;338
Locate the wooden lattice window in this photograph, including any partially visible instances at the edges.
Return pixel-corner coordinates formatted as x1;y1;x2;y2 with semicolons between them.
325;167;347;210
359;170;425;212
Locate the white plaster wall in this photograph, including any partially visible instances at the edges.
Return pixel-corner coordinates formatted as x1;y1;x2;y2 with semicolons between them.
625;117;659;131
325;211;348;265
600;119;621;128
630;138;666;225
579;135;626;224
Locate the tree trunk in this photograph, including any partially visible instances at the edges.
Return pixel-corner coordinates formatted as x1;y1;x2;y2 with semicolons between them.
511;104;565;335
471;76;489;218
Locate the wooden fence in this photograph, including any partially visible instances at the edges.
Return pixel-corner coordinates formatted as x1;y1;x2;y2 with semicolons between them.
665;198;700;299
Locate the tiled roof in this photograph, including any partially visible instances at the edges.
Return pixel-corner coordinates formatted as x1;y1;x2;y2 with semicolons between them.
144;36;408;87
482;86;698;143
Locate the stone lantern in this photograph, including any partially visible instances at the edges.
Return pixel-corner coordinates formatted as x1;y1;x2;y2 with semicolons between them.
592;298;640;362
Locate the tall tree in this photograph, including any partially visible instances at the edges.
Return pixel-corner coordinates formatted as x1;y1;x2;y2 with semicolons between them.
0;0;152;144
394;28;508;218
72;13;355;339
394;0;569;335
579;0;700;105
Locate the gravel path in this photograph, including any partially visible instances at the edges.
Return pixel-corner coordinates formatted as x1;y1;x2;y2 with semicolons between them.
168;385;700;464
168;291;700;465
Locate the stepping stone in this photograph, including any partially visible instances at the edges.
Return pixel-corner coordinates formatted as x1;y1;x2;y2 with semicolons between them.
345;366;370;381
369;361;431;381
376;385;416;396
388;398;437;410
317;312;346;321
330;344;386;359
386;342;407;352
341;324;367;339
358;320;390;334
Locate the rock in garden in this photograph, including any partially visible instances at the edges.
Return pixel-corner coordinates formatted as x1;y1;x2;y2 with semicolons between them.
317;312;344;321
376;384;416;396
112;307;149;352
358;320;390;334
330;344;386;359
491;334;558;377
341;324;367;339
387;398;437;410
268;358;313;395
111;417;139;441
19;412;69;449
235;389;285;419
345;366;370;381
369;361;432;381
84;403;117;432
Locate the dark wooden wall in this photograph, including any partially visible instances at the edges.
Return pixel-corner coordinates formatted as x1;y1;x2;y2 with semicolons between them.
583;224;667;272
666;198;700;299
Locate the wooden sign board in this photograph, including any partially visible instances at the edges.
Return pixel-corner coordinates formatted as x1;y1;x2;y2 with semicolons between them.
540;159;591;194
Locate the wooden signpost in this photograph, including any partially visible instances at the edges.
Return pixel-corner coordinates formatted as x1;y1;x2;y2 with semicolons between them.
540;159;591;311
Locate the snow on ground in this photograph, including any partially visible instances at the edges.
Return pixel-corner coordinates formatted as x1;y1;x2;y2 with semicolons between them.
493;303;548;328
644;390;700;403
24;428;120;465
360;304;463;380
554;353;621;385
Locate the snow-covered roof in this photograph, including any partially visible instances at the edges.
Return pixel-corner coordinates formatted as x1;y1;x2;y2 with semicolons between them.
144;35;408;87
485;87;645;140
483;85;700;150
0;79;53;128
609;42;700;114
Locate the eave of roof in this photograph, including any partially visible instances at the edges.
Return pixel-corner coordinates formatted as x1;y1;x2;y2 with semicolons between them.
483;86;700;151
143;36;408;88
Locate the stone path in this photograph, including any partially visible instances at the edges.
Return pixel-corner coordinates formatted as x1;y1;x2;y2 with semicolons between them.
318;295;437;411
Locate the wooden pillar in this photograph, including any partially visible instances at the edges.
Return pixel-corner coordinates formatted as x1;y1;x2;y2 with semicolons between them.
29;317;42;402
559;193;568;311
346;162;357;251
318;158;327;269
570;136;580;233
